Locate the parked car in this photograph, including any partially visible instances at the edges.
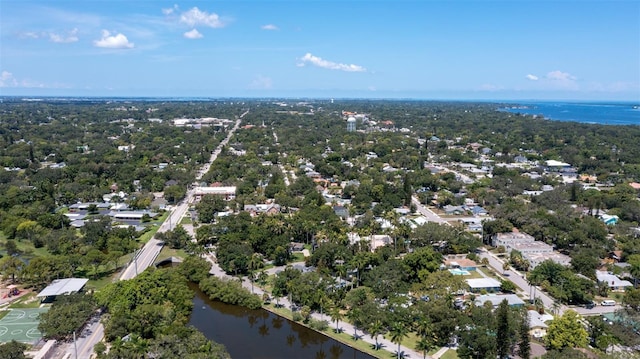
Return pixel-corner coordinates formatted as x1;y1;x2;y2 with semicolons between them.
601;300;616;306
585;301;595;309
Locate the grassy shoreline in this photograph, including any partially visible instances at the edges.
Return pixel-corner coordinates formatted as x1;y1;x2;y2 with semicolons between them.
261;303;390;359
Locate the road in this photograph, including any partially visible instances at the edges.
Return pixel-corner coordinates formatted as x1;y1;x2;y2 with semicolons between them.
61;113;245;359
478;250;621;316
478;250;555;308
411;196;450;225
411;198;621;317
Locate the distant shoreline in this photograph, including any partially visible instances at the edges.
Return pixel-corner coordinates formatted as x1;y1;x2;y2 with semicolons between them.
499;101;639;126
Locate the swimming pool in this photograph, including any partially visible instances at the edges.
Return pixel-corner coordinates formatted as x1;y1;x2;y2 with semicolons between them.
449;268;470;276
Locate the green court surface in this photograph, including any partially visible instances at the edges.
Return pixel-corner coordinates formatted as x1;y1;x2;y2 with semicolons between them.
0;308;49;344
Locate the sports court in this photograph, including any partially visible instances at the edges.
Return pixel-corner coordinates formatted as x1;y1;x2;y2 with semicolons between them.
0;308;49;344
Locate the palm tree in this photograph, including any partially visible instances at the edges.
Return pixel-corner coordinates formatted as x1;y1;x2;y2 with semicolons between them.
389;322;409;359
502;262;510;275
347;308;362;340
414;318;432;341
416;336;434;359
329;306;343;333
248;253;263;293
315;290;330;321
368;319;384;350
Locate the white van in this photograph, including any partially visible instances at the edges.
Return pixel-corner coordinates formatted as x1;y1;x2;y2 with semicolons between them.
601;300;616;306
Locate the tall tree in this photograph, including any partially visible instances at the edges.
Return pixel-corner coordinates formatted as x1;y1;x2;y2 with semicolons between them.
496;300;513;359
545;310;588;350
0;341;27;359
517;310;531;359
389;322;409;359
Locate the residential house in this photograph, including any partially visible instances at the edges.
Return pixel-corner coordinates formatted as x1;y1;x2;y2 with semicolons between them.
600;214;619;226
466;278;501;293
513;155;528;163
443;205;467;215
470;206;488;216
596;271;633;291
526;252;572;269
475;294;525;308
333;205;349;219
528;310;553;338
244;203;281;216
352;234;393;252
444;258;477;271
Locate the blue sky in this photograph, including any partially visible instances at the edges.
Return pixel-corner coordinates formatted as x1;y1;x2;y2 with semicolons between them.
1;0;639;100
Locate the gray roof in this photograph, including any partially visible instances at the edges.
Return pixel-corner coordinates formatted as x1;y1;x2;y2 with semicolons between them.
37;278;89;297
475;294;525;307
466;278;501;289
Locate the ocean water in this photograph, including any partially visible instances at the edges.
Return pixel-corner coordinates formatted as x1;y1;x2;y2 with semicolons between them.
500;101;640;126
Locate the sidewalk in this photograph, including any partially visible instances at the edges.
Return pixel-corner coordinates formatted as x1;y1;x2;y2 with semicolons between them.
201;254;436;359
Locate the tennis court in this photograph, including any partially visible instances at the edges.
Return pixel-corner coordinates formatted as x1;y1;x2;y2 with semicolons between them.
0;308;49;344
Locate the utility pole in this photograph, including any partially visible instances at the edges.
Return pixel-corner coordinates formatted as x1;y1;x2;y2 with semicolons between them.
73;331;78;359
134;249;138;276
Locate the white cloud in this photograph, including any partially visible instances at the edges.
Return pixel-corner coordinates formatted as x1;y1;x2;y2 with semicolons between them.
162;4;179;15
0;71;18;87
183;29;203;39
180;7;225;28
525;74;539;81
94;30;134;49
248;75;273;90
0;71;61;88
546;70;576;81
297;53;366;72
261;24;278;31
19;32;40;39
49;28;79;43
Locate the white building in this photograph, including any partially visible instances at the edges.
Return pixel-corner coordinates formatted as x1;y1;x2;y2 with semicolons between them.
193;186;237;201
596;271;633;291
491;231;536;248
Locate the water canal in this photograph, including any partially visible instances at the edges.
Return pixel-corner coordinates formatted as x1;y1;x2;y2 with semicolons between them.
189;288;375;359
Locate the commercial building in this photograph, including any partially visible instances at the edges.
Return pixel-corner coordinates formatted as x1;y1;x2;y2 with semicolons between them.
193;186;237;201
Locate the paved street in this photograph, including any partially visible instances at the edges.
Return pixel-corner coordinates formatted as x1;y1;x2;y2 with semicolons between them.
411;196;450;225
60;113;245;358
478;250;621;316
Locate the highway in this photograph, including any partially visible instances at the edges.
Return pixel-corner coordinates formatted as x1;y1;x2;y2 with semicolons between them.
62;112;245;359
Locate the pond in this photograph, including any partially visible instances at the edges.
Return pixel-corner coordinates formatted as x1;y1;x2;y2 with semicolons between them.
189;288;375;359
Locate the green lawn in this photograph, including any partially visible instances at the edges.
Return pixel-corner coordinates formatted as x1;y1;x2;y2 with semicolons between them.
0;237;51;259
440;349;459;359
156;246;188;263
86;270;122;291
292;252;306;262
8;292;41;309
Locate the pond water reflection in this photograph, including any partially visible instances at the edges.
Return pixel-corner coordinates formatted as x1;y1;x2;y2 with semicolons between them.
189;288;375;359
